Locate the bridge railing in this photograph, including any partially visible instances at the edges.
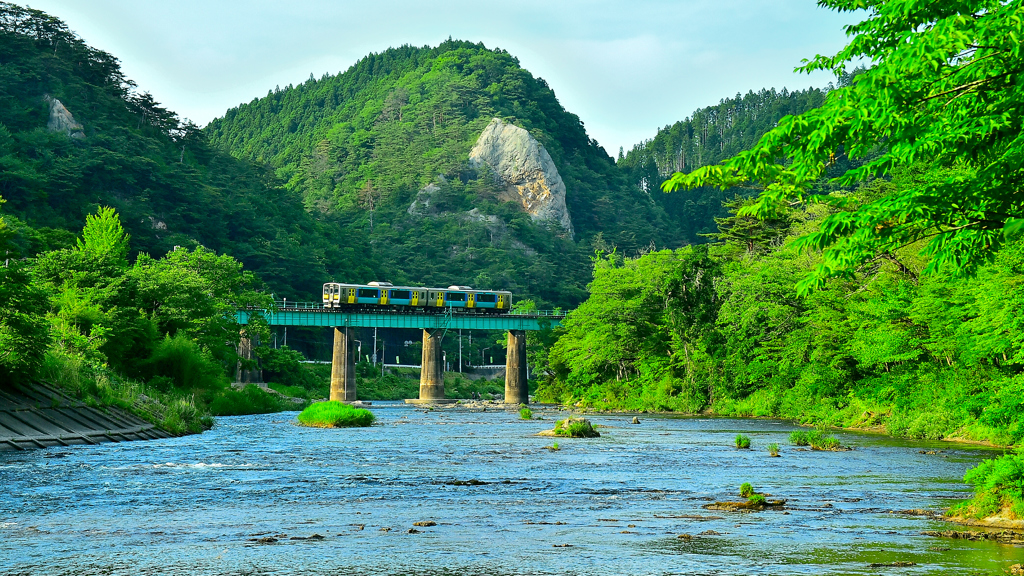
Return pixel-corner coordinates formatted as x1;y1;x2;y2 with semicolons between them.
265;299;567;318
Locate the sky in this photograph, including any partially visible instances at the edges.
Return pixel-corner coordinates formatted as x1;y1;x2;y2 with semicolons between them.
22;0;860;156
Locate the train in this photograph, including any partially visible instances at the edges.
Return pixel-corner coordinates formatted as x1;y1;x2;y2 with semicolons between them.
322;281;512;313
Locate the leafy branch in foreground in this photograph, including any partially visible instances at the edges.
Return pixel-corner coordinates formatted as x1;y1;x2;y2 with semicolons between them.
662;0;1024;292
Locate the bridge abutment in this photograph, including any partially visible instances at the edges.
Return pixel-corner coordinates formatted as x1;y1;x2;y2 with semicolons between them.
504;330;528;405
418;329;446;400
330;327;357;402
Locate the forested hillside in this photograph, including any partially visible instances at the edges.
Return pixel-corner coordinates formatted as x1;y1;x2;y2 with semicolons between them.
206;41;678;307
617;86;831;243
0;3;370;299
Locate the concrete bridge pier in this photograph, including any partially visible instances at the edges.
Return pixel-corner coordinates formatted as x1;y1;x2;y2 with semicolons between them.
330;327;357;402
419;329;446;401
235;330;262;384
504;330;528;405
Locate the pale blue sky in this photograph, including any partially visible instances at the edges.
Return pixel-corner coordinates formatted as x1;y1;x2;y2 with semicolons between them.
23;0;859;155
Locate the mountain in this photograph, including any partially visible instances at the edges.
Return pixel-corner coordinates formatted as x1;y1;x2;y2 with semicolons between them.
617;87;829;244
205;40;678;307
0;2;371;299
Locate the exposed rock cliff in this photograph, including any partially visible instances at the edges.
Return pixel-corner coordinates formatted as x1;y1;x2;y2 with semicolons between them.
469;118;574;238
43;95;85;139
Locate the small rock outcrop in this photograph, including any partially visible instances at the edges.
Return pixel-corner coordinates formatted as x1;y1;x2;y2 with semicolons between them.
43;95;85;139
469;118;573;238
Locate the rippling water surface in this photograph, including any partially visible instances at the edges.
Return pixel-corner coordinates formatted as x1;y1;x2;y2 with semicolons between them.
1;403;1021;575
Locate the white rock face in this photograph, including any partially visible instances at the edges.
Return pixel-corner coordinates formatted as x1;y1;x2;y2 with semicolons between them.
44;95;85;139
469;118;573;238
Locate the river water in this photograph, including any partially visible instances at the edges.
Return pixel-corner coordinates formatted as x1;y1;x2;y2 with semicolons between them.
1;403;1021;575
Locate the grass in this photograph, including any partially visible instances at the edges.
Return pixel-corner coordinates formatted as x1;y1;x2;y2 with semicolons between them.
520;406;533;420
267;382;311;399
208;384;296;416
552;442;560;450
553;418;601;438
740;482;754;498
297;400;375;428
790;428;843;450
735;433;751;449
748;493;766;506
39;349;214;434
767;442;780;457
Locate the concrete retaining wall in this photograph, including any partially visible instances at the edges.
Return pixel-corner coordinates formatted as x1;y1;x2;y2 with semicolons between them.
0;382;171;451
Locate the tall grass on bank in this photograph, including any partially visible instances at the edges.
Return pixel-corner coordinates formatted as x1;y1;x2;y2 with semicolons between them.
38;349;213;434
208;384;296;417
297;401;375;428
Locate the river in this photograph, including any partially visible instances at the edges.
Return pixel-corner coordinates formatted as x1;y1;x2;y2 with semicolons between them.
1;403;1020;575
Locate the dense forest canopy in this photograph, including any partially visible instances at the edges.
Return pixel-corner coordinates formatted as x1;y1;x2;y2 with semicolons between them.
0;2;368;299
618;87;829;243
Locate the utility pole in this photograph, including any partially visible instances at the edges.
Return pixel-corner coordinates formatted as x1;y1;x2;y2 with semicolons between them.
459;330;462;373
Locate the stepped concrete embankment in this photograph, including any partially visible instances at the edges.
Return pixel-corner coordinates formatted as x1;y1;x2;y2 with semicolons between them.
0;382;171;451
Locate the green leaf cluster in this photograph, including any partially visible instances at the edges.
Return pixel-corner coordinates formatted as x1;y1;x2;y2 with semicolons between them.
663;0;1024;290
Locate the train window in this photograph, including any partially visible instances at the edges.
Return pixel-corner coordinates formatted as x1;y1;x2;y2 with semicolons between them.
476;293;496;303
357;288;379;298
447;292;466;302
391;290;411;299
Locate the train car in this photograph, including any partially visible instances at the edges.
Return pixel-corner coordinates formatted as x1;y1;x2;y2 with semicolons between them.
324;282;511;313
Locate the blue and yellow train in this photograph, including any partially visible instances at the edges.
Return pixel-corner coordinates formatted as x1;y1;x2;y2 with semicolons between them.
322;282;512;313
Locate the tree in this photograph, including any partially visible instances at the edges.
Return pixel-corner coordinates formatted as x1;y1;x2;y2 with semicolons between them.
77;206;130;264
663;0;1024;291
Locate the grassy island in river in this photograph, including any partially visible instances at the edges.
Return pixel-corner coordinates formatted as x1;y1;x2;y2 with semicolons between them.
297;401;376;428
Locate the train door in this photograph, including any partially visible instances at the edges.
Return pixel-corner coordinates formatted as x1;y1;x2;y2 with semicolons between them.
467;293;475;308
496;293;506;309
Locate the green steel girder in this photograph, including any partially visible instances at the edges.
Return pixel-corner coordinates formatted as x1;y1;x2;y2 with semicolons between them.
235;309;561;331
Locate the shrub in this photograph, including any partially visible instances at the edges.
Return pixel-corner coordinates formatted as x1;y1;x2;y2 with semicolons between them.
298;400;375;428
735;434;751;449
790;430;810;446
209;384;293;416
767;443;780;457
748;493;766;506
740;482;754;498
520;407;533;419
950;452;1024;519
553;417;600;438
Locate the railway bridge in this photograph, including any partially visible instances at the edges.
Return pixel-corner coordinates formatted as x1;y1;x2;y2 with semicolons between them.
235;302;564;405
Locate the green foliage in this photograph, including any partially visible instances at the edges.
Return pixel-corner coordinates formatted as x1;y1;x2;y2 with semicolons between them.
748;493;766;506
142;334;226;391
297;400;375;428
539;245;721;411
767;443;780;457
790;431;810;446
208;384;294;417
77;207;129;264
519;406;533;420
735;434;751;449
0;261;50;385
951;452;1024;520
740;482;754;498
551;442;559;451
552;418;600;438
664;0;1024;289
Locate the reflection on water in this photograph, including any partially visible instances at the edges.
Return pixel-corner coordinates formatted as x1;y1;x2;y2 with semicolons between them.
0;404;1020;575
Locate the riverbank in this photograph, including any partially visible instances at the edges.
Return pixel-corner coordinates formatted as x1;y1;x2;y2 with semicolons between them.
0;381;173;450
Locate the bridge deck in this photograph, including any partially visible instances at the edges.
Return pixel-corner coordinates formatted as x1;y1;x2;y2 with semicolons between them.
235;303;563;330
